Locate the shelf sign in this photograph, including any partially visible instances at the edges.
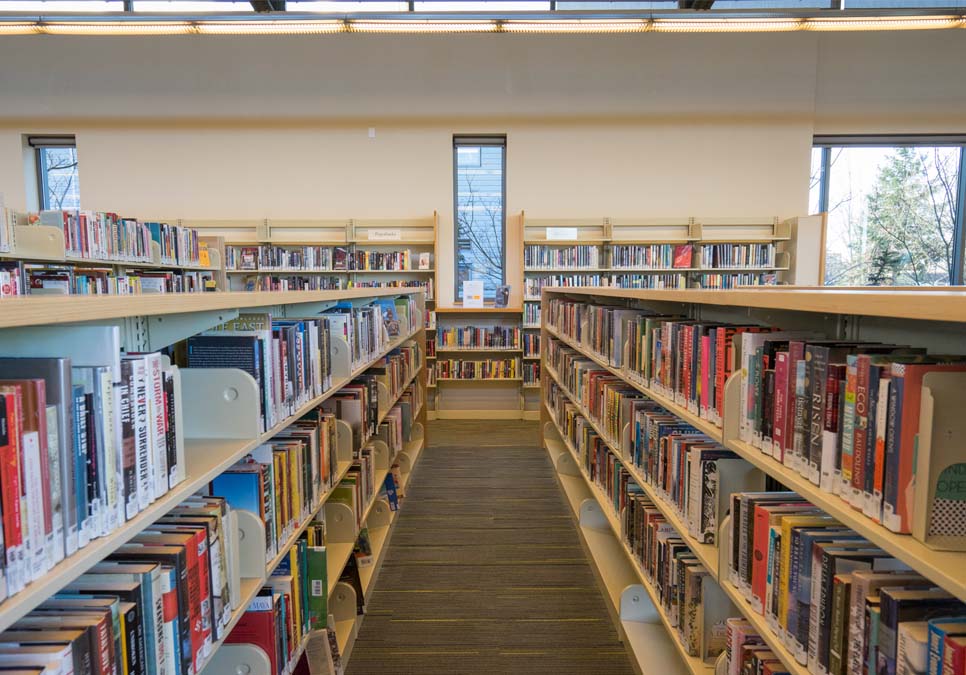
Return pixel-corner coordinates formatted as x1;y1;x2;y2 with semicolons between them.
368;229;402;241
546;227;578;241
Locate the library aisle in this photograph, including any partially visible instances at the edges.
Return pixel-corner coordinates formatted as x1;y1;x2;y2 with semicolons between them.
347;420;636;674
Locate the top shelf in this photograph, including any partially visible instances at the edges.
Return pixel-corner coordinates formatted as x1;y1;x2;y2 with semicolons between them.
0;287;423;329
436;306;523;314
542;286;966;323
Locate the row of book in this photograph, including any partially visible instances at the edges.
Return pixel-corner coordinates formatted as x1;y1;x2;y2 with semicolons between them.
547;297;966;537
33;212;205;267
727;492;966;675
0;342;187;601
524;304;540;326
226;245;333;272
610;243;694;270
523;273;689;297
523;362;540;386
0;262;214;296
435;358;520;380
349;278;433;302
227;246;432;273
436;326;520;350
0;493;237;675
698;272;778;289
524;245;602;270
240;276;347;292
426;340;435;358
546;337;739;544
210;411;342;565
425;310;436;330
701;243;776;269
185;313;334;434
727;621;793;675
544;386;727;663
523;333;540;358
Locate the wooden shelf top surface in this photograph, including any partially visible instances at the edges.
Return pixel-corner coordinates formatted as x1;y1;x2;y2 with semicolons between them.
541;286;966;323
0;287;423;329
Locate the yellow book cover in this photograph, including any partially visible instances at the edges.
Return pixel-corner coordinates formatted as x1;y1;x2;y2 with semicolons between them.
289;547;303;643
118;604;130;675
289;445;302;524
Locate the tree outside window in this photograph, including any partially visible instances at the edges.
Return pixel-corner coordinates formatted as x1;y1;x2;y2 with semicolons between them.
38;144;81;211
810;142;965;286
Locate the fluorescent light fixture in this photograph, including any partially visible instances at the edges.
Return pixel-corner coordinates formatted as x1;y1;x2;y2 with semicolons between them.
501;19;647;32
40;21;194;34
801;15;965;31
194;20;345;33
349;20;495;32
0;23;38;34
651;18;802;32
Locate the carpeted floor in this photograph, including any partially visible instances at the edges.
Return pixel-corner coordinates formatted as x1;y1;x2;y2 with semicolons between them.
345;420;636;674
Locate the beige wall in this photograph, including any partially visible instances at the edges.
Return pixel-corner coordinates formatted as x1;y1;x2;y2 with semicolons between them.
0;30;964;305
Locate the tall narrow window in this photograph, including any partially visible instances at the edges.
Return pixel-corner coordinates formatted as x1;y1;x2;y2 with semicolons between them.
454;135;506;301
811;137;966;286
30;136;81;211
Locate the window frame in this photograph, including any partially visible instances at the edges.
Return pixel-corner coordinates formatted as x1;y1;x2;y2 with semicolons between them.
29;135;80;212
452;134;507;301
812;134;966;286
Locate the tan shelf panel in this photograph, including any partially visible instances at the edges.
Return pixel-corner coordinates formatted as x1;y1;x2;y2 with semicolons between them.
542;287;966;323
434;346;522;352
0;287;421;329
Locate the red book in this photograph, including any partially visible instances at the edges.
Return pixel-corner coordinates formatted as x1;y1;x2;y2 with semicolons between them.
0;379;51;539
773;352;789;460
700;334;712;416
0;385;25;589
226;595;279;675
672;244;693;269
943;635;966;675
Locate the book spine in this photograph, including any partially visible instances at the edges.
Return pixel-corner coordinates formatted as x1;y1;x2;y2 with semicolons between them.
774;352;789;460
881;370;904;531
841;356;858;498
852;356;871;507
807;346;828;486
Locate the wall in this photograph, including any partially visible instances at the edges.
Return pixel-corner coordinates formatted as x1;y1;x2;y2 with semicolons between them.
0;30;964;304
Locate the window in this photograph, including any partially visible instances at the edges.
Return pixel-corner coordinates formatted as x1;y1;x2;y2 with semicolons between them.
810;137;966;286
454;136;506;302
30;136;81;211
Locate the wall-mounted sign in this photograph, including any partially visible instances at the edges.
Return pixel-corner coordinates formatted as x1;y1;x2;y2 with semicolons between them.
368;229;402;241
546;227;578;241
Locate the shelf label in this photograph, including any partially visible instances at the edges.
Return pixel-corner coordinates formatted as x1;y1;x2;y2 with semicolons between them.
546;227;578;241
368;229;402;241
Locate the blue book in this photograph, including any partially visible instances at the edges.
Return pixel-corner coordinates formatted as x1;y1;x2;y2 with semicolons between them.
210;469;264;516
383;472;399;511
928;618;966;675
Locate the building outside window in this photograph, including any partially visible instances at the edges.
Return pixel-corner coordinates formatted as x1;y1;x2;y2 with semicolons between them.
454;135;506;301
810;137;966;286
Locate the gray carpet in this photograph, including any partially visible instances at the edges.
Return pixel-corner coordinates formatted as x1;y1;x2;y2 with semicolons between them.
346;420;636;674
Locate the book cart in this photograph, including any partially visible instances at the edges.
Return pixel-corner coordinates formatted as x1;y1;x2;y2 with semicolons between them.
538;286;966;675
0;287;429;674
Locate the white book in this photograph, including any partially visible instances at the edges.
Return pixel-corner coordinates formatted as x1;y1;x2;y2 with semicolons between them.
127;357;153;511
20;431;48;578
132;353;168;500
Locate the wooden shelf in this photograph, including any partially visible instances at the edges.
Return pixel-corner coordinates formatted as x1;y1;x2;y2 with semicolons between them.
545;411;714;675
434;346;522;352
436;306;523;313
542;288;966;605
0;287;421;329
542;286;966;324
436;377;523;383
0;318;422;632
225;268;348;274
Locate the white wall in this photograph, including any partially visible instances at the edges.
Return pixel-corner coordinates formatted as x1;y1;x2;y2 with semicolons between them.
0;30;964;304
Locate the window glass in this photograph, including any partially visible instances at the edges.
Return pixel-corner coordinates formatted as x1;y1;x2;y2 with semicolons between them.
454;138;505;301
820;145;962;286
38;146;81;211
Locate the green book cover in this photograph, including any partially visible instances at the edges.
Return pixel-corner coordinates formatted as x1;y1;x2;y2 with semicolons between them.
306;546;328;630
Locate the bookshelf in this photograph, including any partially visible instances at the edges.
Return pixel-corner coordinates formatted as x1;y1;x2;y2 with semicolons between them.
0;287;428;675
539;286;966;675
0;210;224;294
431;306;525;419
521;214;810;421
